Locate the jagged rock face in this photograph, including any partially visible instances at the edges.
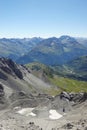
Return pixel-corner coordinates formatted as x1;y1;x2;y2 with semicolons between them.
0;84;8;110
81;92;87;102
0;84;4;90
0;71;8;80
0;84;4;97
0;58;23;79
6;59;23;79
59;91;87;103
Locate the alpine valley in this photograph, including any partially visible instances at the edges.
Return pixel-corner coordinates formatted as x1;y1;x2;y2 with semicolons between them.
0;35;87;130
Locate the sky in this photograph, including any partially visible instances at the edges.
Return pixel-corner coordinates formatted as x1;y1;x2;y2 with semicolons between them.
0;0;87;38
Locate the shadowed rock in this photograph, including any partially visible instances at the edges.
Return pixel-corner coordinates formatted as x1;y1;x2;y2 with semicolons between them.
0;58;23;79
0;71;8;80
0;84;4;97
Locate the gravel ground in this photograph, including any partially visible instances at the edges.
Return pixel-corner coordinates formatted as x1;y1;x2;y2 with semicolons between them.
0;100;87;130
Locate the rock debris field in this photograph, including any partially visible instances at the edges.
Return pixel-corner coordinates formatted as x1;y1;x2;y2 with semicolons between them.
0;91;87;130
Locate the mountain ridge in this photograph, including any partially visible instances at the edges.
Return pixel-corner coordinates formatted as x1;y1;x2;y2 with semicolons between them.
17;36;87;65
0;37;43;60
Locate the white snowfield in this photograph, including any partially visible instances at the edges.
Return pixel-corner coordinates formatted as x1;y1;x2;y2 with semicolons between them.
17;108;63;120
17;108;36;117
49;110;62;120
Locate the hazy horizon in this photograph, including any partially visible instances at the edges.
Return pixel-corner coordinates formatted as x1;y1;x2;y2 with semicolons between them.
0;35;87;39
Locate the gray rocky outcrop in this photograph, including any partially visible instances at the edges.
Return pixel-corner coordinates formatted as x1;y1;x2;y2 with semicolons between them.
0;58;23;79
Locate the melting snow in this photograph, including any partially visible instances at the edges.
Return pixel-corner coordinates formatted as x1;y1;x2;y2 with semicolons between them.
17;108;36;117
17;108;62;119
28;112;36;116
49;109;62;120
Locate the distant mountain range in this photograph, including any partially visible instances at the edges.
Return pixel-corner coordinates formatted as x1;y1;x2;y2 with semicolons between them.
17;36;87;65
0;35;87;65
0;37;43;60
76;37;87;47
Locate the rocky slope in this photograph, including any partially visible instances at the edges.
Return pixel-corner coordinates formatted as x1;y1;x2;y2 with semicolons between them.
0;58;58;109
0;58;87;130
0;91;87;130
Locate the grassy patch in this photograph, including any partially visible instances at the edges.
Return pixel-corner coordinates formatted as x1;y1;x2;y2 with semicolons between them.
50;75;87;93
45;88;61;96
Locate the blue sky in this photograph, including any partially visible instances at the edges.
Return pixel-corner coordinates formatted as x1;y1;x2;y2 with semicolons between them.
0;0;87;38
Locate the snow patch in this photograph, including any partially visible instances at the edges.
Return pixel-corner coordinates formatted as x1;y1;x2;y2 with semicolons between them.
14;106;21;110
17;108;36;117
49;109;62;120
28;112;36;116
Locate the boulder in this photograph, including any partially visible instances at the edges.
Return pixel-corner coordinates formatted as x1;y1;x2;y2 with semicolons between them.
60;91;70;100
